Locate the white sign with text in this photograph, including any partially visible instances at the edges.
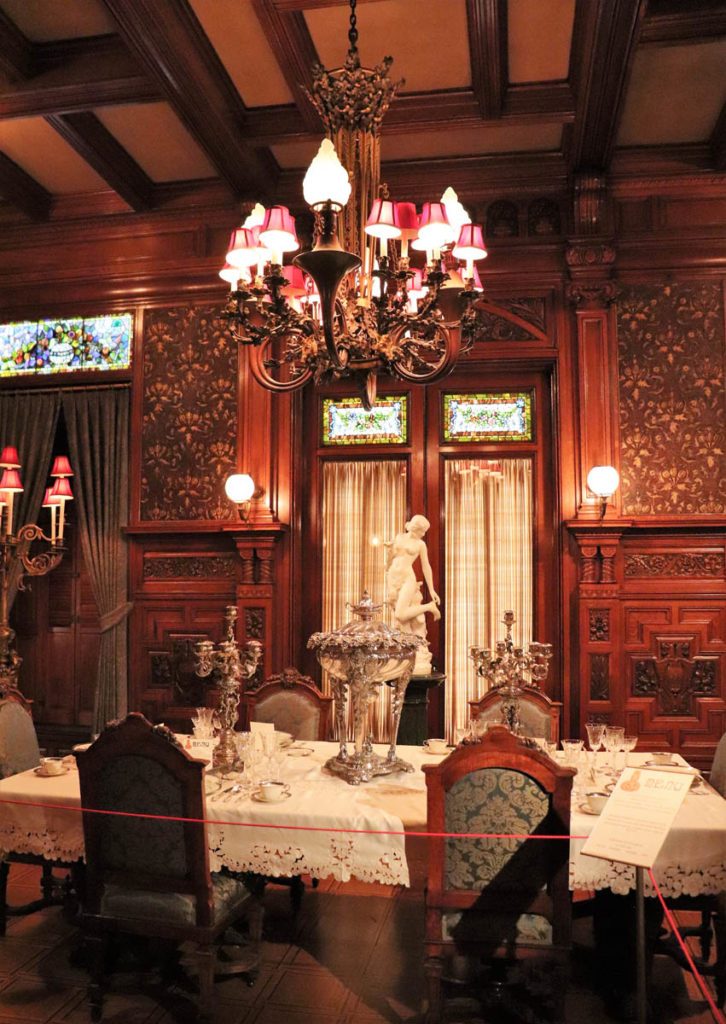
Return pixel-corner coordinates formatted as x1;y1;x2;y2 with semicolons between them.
581;765;695;868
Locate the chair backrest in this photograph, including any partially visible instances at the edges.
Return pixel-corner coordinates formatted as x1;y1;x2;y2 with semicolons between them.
76;713;214;926
710;730;726;796
0;687;41;778
423;726;574;950
468;686;562;743
242;667;333;741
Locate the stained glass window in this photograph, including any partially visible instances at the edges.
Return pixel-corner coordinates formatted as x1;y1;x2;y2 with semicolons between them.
322;395;408;445
0;313;132;377
443;392;533;442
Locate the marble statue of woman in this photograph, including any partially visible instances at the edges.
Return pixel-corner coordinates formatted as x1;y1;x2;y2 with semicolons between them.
385;515;440;675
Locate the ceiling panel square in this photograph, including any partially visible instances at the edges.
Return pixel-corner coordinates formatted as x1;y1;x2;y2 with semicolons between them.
0;118;106;193
0;0;116;40
507;0;575;84
95;103;217;181
618;40;726;146
189;0;295;107
380;123;563;161
305;0;471;93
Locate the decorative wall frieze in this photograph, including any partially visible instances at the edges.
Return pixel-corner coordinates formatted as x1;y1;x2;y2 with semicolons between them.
624;551;725;578
143;554;238;580
565;243;617;269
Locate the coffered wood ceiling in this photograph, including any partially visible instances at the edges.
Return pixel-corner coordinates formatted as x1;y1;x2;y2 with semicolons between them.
0;0;724;223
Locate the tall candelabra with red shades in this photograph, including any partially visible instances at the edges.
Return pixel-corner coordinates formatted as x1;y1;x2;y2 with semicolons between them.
0;449;73;696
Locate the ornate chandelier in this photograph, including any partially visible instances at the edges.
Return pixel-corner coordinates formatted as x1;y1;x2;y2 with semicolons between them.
219;0;488;410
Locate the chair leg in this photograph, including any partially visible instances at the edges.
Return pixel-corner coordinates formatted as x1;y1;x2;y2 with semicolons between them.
424;953;444;1024
196;945;216;1022
40;862;55;904
87;934;105;1023
290;876;305;914
714;899;726;1008
0;861;9;936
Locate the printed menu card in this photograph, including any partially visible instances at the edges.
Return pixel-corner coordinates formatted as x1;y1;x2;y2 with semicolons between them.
581;766;695;868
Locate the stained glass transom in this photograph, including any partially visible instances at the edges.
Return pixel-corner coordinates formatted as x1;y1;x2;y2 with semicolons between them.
443;392;532;442
322;396;407;446
0;313;132;377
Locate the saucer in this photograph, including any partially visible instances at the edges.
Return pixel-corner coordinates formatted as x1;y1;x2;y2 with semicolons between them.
644;759;678;767
34;765;70;777
287;746;312;758
421;746;450;755
578;801;602;816
252;789;291;804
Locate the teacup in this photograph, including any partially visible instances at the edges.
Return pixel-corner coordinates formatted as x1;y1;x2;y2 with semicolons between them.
584;791;609;814
424;738;449;755
39;756;65;776
258;780;291;803
650;751;673;765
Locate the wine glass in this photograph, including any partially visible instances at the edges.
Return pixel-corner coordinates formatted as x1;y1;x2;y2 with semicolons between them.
603;726;624;772
621;734;638;768
585;721;605;773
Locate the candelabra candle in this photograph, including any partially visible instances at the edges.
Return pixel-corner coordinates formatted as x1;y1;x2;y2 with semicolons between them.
469;611;553;735
194;606;262;774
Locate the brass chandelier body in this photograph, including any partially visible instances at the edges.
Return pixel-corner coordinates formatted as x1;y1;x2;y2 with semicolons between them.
220;0;485;410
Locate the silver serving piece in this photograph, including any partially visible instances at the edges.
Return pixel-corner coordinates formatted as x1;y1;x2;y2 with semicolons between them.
469;610;553;735
308;590;423;785
195;606;262;773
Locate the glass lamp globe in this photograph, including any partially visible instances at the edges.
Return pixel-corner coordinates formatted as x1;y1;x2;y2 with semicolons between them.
587;465;620;498
303;139;351;208
225;473;256;503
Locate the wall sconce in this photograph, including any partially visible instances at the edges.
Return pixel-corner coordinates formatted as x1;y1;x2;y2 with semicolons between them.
225;473;265;523
587;465;620;519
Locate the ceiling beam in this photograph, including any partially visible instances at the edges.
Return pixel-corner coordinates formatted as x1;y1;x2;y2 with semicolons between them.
0;36;161;120
0;8;35;81
99;0;276;199
45;112;156;211
0;152;52;220
568;0;645;173
711;102;726;172
251;0;321;131
466;0;507;119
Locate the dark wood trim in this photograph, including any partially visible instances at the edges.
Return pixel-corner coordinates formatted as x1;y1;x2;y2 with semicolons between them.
0;7;35;81
0;152;51;221
466;0;506;119
45;112;156;212
568;0;644;172
100;0;276;199
711;102;726;173
640;6;726;44
251;0;321;131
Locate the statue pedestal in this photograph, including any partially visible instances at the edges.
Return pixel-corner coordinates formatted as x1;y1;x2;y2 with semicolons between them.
397;671;445;746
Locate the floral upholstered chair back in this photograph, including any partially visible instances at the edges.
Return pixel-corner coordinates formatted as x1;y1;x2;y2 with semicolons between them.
0;691;41;778
469;687;561;743
244;668;333;741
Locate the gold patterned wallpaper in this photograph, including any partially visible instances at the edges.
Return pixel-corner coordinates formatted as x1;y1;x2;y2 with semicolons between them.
616;281;726;515
140;306;238;520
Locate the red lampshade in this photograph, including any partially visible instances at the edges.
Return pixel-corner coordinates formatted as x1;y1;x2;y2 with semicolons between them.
226;227;259;269
50;477;73;500
43;487;61;507
453;222;488;261
259;206;298;254
408;268;424;295
365;199;401;240
471;265;483;291
51;455;73;478
281;265;308;298
0;469;23;493
0;446;20;469
395;202;419;238
417;202;455;247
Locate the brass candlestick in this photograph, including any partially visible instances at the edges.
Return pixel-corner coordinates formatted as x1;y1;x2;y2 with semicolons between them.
195;606;262;773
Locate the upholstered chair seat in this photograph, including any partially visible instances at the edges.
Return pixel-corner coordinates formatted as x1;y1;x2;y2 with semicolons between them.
101;871;250;926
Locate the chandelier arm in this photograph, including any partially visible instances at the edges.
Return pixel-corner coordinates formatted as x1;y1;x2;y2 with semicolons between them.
387;323;461;384
247;341;314;394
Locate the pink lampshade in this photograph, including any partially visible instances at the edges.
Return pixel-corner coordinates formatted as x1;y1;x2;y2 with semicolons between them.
51;477;73;501
365;199;401;240
417;202;455;247
43;487;61;507
281;265;308;298
471;265;483;291
51;455;73;478
453;222;488;261
226;227;259;269
408;268;424;295
0;468;23;493
395;202;419;238
259;206;298;254
0;446;20;469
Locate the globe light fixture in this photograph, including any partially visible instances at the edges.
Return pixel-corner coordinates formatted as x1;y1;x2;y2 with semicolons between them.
586;465;620;518
224;473;264;522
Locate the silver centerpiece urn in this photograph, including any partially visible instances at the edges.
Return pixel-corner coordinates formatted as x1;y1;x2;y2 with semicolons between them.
308;591;423;785
469;610;552;735
195;605;262;773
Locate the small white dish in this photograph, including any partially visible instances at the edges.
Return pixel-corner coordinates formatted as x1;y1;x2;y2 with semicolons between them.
287;746;312;758
252;788;291;804
578;801;602;816
34;764;70;777
644;759;678;768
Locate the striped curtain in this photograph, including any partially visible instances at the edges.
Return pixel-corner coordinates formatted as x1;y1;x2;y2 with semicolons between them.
444;458;533;741
321;459;407;741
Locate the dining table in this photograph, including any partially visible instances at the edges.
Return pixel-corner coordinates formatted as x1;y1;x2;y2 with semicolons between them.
1;741;725;897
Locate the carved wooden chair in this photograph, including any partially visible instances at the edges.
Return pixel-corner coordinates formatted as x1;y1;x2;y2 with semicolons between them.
241;666;333;741
76;713;262;1022
0;687;74;936
422;726;575;1023
469;685;562;743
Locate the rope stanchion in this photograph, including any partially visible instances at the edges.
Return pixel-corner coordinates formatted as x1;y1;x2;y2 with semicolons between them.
649;868;725;1024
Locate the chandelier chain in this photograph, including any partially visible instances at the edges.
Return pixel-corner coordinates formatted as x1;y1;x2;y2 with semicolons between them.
348;0;359;57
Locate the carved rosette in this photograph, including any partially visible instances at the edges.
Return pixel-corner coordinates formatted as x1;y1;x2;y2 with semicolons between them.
589;609;610;643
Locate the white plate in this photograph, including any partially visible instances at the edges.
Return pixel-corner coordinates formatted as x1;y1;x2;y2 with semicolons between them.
252;789;291;804
578;802;602;816
34;765;70;777
644;759;679;768
287;747;312;758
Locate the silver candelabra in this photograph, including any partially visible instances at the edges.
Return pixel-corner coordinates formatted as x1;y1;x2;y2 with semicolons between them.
195;606;262;773
469;611;552;734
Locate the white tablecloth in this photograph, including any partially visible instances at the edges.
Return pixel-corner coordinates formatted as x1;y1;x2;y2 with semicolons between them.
1;744;725;895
